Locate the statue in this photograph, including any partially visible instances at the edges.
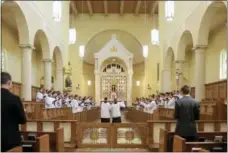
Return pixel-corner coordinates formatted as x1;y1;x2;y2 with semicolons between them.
110;85;117;100
64;62;73;91
65;75;72;88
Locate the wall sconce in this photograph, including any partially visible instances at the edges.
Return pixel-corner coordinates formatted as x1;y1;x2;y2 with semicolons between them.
88;80;91;86
147;84;151;90
136;81;140;86
76;84;80;90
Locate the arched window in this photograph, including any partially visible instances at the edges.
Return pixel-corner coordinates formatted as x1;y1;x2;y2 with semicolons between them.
165;1;174;21
53;1;62;22
69;28;76;44
0;49;7;72
219;49;227;80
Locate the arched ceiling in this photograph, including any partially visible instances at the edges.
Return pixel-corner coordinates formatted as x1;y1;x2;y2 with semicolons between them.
84;29;143;65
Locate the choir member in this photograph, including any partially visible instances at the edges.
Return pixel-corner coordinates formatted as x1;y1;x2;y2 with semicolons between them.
36;89;44;102
100;97;111;123
111;98;125;123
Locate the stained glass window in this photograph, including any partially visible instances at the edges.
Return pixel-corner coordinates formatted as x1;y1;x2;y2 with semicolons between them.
53;1;62;22
219;49;227;80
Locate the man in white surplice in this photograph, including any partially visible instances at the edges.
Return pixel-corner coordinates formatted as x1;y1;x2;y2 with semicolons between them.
100;97;111;123
111;99;125;123
71;95;79;113
36;89;44;102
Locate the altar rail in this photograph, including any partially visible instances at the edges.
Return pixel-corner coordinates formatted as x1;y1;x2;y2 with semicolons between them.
21;119;226;149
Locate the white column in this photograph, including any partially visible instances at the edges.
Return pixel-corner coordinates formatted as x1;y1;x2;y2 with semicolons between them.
127;73;133;106
55;68;63;92
160;69;171;92
95;72;100;106
193;45;207;101
43;59;52;90
175;60;185;90
20;44;33;101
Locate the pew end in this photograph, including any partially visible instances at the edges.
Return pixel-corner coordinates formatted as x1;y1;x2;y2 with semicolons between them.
7;146;22;152
36;134;50;152
173;135;186;152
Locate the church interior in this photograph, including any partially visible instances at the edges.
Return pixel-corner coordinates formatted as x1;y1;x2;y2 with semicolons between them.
1;0;227;152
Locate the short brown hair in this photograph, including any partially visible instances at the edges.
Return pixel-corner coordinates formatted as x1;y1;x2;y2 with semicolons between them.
180;85;190;95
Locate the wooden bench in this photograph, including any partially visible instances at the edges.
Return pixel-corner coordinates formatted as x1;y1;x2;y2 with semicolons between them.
21;134;50;152
159;129;227;152
173;133;227;152
20;127;64;152
7;146;22;152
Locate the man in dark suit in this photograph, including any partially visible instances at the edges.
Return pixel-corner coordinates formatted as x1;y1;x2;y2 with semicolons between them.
174;85;200;142
1;72;27;152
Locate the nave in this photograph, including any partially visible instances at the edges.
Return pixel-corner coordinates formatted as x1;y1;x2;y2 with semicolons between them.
1;0;227;152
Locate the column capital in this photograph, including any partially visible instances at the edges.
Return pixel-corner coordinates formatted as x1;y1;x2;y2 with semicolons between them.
43;59;52;63
192;45;208;51
175;60;185;64
19;44;35;50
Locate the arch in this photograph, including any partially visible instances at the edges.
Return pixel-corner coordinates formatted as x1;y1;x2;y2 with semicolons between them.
165;47;175;70
100;57;127;73
52;46;63;69
85;29;142;65
33;29;51;59
176;30;194;61
86;29;142;48
2;1;30;44
197;1;227;45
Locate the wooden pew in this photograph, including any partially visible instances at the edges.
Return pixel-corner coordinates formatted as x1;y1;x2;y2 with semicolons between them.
7;146;22;152
159;129;227;152
20;127;64;152
20;119;78;151
173;133;227;152
21;134;50;152
147;120;227;151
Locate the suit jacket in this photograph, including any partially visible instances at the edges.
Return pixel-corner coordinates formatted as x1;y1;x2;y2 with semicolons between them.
1;88;26;152
174;95;200;137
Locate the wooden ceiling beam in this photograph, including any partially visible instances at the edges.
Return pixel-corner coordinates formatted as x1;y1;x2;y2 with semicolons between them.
70;2;78;17
104;0;108;16
120;0;124;15
150;1;158;15
135;1;142;15
87;1;93;16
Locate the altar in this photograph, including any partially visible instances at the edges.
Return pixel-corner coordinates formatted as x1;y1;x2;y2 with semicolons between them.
94;34;133;106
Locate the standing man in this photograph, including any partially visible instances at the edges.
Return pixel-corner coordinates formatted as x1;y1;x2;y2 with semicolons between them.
111;98;125;123
1;72;27;152
100;97;111;123
174;85;200;142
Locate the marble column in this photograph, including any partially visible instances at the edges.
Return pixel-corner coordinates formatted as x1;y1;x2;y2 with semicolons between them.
127;73;133;107
55;68;63;92
175;60;185;90
95;72;100;106
160;69;171;92
43;59;52;90
20;44;33;101
193;45;207;101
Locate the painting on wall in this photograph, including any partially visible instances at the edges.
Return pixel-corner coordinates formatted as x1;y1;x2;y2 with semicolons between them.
64;62;72;92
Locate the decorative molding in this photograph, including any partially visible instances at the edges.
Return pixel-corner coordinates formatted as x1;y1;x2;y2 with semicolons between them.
175;60;185;63
43;59;52;63
19;44;34;50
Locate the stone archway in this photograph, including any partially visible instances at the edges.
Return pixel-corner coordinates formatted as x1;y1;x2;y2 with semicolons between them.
33;29;51;90
52;46;64;92
2;1;32;100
